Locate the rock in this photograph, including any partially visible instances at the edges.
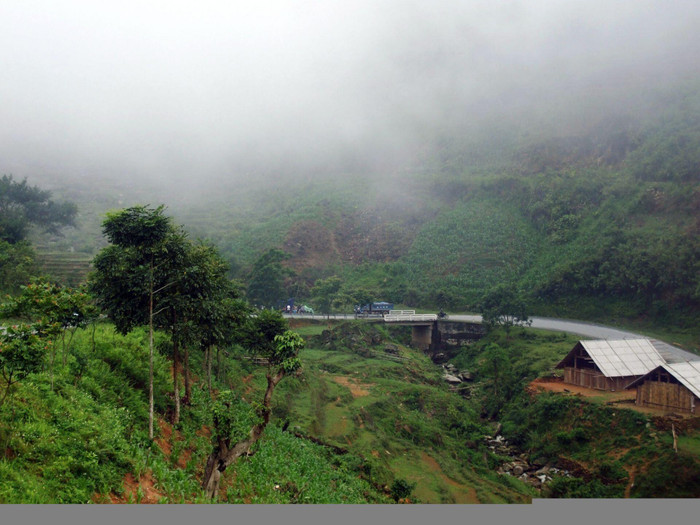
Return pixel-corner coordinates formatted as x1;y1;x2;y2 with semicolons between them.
459;371;472;381
384;344;400;355
512;465;524;476
443;373;462;385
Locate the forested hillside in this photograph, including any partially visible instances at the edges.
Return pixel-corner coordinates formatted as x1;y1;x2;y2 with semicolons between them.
21;84;700;348
164;84;699;341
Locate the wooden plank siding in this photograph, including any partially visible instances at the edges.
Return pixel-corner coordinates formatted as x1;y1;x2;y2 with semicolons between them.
563;367;635;391
635;372;698;414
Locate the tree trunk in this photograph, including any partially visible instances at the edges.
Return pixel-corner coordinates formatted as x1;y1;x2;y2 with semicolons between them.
0;372;15;409
172;335;180;425
61;331;67;367
183;345;190;405
672;424;678;453
202;369;285;500
50;344;56;391
148;259;155;441
207;345;213;396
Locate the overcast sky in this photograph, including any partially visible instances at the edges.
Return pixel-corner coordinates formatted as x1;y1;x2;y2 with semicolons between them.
1;0;699;191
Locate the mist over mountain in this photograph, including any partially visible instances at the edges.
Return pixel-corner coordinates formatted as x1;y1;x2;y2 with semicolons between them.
2;0;699;202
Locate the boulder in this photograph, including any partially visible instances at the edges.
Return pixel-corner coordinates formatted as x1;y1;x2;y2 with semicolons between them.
443;373;462;385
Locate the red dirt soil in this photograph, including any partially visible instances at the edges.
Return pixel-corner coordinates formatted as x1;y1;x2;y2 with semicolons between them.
101;418;197;504
527;377;635;401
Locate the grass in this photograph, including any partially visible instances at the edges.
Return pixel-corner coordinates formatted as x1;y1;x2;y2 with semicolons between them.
0;321;389;504
269;321;534;503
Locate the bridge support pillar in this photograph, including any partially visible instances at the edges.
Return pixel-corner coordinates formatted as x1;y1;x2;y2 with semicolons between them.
411;324;433;351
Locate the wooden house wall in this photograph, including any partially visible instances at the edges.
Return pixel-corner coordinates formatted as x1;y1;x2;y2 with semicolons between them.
563;367;634;391
636;380;698;414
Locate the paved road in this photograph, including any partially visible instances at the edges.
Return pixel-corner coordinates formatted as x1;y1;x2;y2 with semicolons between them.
449;314;645;340
286;312;644;339
284;312;699;361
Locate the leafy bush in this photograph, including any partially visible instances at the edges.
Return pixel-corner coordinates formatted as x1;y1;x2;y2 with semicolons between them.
390;478;416;502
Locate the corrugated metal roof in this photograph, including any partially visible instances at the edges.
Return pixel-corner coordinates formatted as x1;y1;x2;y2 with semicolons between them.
649;340;700;364
580;339;666;378
660;361;700;399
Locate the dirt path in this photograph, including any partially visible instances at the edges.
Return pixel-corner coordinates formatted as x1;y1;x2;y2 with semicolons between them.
332;375;373;397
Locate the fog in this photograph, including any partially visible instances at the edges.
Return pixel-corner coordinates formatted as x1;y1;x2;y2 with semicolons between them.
1;0;699;197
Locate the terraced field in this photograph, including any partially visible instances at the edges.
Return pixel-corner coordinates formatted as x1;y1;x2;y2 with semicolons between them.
35;251;92;287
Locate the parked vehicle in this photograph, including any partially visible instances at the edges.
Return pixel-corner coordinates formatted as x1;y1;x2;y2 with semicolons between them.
354;302;394;317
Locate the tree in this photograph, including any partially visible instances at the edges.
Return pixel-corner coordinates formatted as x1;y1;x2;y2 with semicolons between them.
347;287;374;309
90;206;244;433
0;175;77;244
201;323;304;499
0;240;37;294
310;276;343;317
1;278;98;388
246;248;292;308
165;241;239;414
480;284;532;332
390;478;416;503
89;205;173;440
0;324;47;408
196;294;250;395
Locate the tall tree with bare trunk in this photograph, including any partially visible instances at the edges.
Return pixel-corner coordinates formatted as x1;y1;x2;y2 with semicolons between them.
201;325;303;499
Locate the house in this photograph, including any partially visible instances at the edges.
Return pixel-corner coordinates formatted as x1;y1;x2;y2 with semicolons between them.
648;339;700;364
555;339;666;391
626;361;700;414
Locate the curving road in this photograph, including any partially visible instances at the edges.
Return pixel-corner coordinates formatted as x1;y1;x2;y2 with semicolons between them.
449;314;644;340
284;312;700;362
287;312;644;339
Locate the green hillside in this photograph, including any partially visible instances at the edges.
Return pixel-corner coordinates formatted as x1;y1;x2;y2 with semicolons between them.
0;324;390;504
5;316;696;503
29;84;699;348
127;84;697;346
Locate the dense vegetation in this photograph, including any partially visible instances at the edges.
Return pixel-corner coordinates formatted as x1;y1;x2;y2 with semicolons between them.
0;324;388;503
1;82;699;504
20;85;700;350
442;327;700;498
2;308;698;503
140;83;698;345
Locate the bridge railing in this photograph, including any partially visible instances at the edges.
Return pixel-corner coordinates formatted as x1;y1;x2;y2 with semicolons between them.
388;310;416;316
384;314;438;322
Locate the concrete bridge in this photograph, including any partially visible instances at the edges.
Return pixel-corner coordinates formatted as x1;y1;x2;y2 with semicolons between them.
383;311;485;357
283;311;699;363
